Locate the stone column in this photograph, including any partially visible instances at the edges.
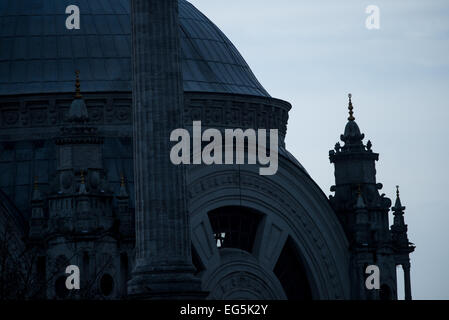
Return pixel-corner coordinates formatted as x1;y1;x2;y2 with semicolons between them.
128;0;204;298
403;262;412;300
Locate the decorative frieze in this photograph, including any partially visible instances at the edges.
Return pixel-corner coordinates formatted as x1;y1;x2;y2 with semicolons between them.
0;92;290;140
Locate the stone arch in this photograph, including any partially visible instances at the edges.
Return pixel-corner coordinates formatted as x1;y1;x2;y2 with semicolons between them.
187;158;351;299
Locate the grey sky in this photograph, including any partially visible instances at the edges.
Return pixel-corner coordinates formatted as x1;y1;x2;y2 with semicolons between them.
190;0;449;299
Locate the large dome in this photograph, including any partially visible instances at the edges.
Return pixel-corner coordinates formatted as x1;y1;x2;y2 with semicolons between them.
0;0;269;97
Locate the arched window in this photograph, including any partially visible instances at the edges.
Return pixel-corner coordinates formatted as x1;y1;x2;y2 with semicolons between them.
274;237;313;300
208;206;262;253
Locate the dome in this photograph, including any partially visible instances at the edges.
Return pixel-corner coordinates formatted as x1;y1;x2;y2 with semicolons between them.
0;0;269;97
343;120;362;138
68;98;88;121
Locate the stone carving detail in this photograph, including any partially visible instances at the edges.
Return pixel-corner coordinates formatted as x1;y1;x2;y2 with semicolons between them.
88;107;103;123
2;110;19;125
116;106;131;122
20;101;29;126
30;108;47;125
0;93;290;143
210;271;279;300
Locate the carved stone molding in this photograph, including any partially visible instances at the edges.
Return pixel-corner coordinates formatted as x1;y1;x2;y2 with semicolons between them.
0;92;290;141
186;166;350;299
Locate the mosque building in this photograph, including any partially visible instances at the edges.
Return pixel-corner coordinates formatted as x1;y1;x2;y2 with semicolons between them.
0;0;414;300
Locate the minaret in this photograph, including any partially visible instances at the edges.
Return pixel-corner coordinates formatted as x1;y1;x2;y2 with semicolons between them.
329;94;390;237
128;0;204;298
391;186;414;300
329;94;397;299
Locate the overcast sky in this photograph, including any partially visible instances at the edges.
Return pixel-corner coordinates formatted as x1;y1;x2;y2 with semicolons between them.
189;0;449;299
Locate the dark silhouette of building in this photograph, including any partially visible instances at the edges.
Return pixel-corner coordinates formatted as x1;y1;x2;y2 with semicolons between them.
0;0;414;299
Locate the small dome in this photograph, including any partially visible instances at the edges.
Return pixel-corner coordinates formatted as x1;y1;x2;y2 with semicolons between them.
340;120;365;147
69;98;88;121
344;120;361;138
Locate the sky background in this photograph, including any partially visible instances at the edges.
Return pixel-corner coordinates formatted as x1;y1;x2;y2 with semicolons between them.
189;0;449;300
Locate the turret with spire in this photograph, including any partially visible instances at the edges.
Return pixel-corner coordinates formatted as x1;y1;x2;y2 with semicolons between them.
329;94;399;299
68;70;88;122
50;71;113;234
329;94;389;233
391;186;409;246
36;72;127;298
117;173;132;237
390;186;415;300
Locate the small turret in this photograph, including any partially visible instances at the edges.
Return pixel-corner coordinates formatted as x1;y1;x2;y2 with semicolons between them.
390;186;414;300
390;185;414;251
30;176;46;239
79;170;88;195
117;173;132;237
329;94;396;300
118;173;129;198
329;94;389;223
339;94;366;152
68;71;88;122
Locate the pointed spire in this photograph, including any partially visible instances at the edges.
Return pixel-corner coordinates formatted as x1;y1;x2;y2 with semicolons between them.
391;185;410;247
68;71;88;122
32;176;42;201
75;70;82;99
120;173;125;187
348;93;355;121
393;185;405;210
79;170;87;194
34;176;39;190
337;93;366;151
118;173;128;198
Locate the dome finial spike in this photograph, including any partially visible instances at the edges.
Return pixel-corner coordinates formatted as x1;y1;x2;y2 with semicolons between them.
34;176;39;190
348;93;355;121
75;70;82;99
120;173;125;187
396;185;400;198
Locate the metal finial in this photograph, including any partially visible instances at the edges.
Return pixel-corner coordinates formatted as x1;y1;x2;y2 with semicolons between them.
120;173;125;187
80;170;85;184
348;93;355;121
34;176;39;190
75;70;82;99
357;184;361;196
396;185;400;198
